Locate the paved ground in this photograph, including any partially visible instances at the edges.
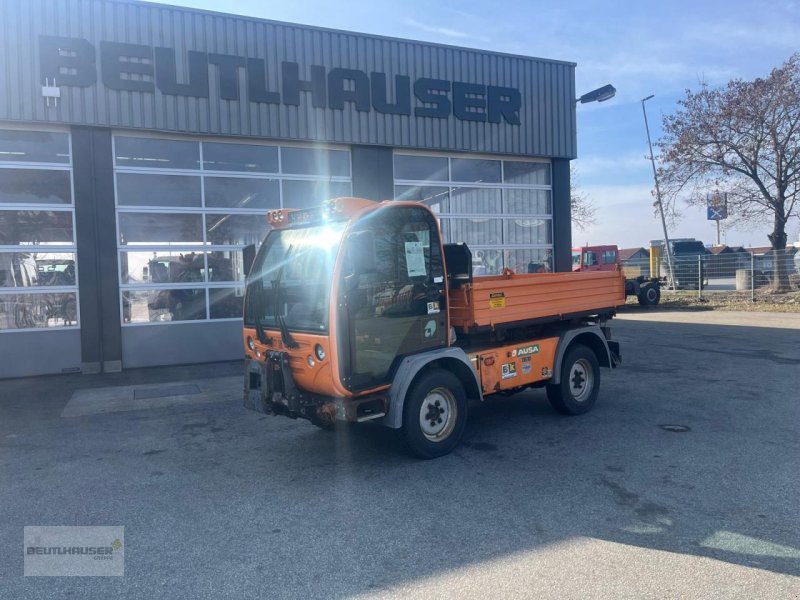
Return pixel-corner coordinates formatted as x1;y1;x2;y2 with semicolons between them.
1;311;799;598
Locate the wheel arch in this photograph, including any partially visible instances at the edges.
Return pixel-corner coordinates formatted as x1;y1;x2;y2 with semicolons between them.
382;347;481;429
552;327;611;384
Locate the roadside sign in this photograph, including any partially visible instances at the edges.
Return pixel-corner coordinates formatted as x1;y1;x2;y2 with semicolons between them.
707;192;728;220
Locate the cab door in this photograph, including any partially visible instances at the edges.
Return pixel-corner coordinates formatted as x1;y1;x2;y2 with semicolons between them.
338;206;447;392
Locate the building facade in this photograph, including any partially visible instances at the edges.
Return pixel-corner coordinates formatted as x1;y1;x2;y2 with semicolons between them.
0;0;577;378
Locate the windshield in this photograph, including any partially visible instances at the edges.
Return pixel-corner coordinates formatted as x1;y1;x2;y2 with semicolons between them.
572;251;581;268
244;222;347;333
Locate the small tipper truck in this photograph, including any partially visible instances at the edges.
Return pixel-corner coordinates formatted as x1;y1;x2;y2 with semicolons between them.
243;198;625;458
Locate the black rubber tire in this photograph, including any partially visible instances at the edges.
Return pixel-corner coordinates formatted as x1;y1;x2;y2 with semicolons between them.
402;368;468;459
637;282;660;306
546;344;601;415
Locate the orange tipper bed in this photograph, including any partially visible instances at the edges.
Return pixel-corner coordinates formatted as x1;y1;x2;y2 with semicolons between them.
448;269;626;333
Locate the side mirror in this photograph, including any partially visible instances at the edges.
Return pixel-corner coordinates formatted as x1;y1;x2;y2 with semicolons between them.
242;244;256;277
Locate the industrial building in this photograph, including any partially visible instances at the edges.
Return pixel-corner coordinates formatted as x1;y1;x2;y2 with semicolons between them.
0;0;578;377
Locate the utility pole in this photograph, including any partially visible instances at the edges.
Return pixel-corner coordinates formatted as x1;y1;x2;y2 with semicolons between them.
642;95;675;288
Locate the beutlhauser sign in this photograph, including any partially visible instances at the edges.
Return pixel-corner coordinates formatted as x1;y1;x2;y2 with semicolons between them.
39;36;523;124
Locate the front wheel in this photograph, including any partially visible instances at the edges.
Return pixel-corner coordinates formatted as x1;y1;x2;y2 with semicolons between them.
402;369;468;459
546;344;600;415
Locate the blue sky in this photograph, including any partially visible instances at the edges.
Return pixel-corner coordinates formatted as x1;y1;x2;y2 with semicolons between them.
149;0;799;249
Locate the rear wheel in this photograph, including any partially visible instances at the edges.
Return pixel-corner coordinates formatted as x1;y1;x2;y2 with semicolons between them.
546;344;600;415
402;369;467;459
637;282;660;306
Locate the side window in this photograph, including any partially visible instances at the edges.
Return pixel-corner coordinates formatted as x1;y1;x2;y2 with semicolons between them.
602;250;617;264
583;251;597;267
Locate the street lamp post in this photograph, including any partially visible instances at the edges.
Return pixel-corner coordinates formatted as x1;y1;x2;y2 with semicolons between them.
641;94;675;288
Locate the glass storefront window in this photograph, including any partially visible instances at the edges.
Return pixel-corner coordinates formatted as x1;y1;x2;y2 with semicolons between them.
450;158;501;183
115;136;200;170
209;287;243;319
394;185;449;213
121;251;207;285
207;250;244;282
282;180;352;209
504;248;553;273
116;173;201;207
394;155;448;181
118;213;204;246
449;187;501;214
503;160;550;185
115;136;351;325
0;252;76;287
444;218;504;247
394;153;552;275
204;177;279;210
504;218;552;245
203;143;278;173
205;214;268;246
122;288;207;323
280;147;350;176
0;130;70;164
0;169;72;204
0;129;78;333
0;210;74;246
504;188;552;215
0;292;78;330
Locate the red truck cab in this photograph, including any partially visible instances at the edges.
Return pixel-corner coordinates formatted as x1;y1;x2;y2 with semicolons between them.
572;245;619;272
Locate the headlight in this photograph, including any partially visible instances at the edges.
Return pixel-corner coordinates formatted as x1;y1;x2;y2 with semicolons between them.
307;355;315;367
247;336;255;351
315;344;326;361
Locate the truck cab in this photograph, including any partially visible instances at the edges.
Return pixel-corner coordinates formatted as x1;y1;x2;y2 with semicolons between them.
572;245;619;272
243;198;624;458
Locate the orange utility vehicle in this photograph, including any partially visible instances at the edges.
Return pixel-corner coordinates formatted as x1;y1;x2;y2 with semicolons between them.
243;198;625;458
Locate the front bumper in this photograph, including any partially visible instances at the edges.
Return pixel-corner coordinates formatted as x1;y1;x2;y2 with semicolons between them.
243;355;387;424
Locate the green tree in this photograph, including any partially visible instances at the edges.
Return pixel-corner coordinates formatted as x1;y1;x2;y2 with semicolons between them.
658;54;799;291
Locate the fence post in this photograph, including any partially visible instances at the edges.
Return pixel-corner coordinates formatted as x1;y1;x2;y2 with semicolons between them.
751;251;755;302
698;255;703;299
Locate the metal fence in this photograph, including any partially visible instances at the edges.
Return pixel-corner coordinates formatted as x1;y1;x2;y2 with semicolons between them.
621;249;800;300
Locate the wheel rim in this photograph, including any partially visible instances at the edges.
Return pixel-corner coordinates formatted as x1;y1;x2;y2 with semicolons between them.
646;287;658;302
569;359;594;403
419;387;457;442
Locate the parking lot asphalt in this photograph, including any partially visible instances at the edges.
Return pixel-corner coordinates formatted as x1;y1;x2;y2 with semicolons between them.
1;312;799;599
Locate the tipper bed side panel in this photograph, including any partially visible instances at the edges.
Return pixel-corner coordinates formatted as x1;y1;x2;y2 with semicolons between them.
449;270;626;331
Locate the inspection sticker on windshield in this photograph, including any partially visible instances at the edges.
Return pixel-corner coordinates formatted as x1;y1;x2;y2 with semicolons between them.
489;292;505;309
427;301;440;315
404;241;427;277
512;344;539;357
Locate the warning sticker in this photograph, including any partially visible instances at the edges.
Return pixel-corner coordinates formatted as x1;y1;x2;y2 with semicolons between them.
489;292;506;309
501;362;517;379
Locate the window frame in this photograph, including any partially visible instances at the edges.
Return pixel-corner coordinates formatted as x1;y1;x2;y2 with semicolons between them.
393;151;554;272
0;126;79;333
113;133;352;327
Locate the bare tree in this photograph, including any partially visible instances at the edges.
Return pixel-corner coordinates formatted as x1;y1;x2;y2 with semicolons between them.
571;164;596;231
657;54;800;291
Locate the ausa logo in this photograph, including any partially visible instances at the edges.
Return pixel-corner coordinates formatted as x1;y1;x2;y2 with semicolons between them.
39;36;523;124
511;344;540;358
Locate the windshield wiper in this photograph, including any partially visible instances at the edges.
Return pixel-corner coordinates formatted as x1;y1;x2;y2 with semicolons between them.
272;245;299;349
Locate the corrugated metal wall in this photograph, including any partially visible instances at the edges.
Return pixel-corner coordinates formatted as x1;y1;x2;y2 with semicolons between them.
0;0;577;158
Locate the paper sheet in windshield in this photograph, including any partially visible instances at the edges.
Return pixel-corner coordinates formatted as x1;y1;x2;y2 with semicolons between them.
404;241;427;277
